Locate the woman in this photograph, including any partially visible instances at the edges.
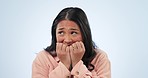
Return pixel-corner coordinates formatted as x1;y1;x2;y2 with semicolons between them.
32;7;111;78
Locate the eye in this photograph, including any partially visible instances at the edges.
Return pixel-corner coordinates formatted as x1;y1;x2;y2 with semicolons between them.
71;31;78;35
58;31;64;35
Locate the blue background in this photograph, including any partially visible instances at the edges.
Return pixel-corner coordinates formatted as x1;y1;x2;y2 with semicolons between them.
0;0;148;78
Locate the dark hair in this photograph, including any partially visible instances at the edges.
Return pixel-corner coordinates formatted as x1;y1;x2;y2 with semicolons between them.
45;7;97;71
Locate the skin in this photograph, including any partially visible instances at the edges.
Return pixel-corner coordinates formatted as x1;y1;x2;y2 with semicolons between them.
56;20;85;69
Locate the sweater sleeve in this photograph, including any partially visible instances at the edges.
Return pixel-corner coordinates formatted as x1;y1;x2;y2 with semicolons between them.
32;52;50;78
71;60;92;78
71;51;111;78
49;62;71;78
32;51;71;78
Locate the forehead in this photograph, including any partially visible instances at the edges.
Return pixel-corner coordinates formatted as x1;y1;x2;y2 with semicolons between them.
57;20;80;29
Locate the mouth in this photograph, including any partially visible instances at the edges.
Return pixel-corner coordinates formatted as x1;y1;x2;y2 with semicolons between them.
67;44;72;46
66;42;73;46
62;42;73;46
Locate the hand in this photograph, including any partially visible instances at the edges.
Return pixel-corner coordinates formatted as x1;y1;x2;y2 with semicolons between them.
69;41;85;67
56;43;71;69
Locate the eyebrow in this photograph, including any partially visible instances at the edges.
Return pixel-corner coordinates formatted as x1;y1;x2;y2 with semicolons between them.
57;27;79;31
69;28;79;31
57;28;64;30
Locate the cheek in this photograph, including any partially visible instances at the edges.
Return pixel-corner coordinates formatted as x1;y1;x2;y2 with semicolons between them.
56;36;64;43
73;36;83;42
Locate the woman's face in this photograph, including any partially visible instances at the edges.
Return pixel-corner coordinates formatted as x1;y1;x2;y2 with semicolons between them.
56;20;82;46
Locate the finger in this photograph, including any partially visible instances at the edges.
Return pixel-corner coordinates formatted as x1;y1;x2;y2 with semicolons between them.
58;43;63;50
62;44;67;52
66;46;70;53
69;45;74;53
75;42;81;49
56;43;63;53
72;42;77;50
80;41;85;50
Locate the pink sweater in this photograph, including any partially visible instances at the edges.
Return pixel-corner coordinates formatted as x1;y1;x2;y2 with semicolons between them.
32;49;111;78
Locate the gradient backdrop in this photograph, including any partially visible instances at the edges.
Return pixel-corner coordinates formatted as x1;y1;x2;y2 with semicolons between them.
0;0;148;78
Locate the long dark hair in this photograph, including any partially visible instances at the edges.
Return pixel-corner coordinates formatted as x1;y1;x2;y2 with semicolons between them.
45;7;97;71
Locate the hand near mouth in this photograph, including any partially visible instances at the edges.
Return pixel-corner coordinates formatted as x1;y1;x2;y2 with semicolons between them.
69;41;85;67
56;41;85;69
56;43;71;69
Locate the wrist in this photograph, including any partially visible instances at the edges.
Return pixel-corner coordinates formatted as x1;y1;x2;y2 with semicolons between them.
72;61;78;67
61;62;70;70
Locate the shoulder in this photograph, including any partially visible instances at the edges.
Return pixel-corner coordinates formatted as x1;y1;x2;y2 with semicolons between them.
33;50;57;64
92;48;110;64
32;50;59;71
95;48;109;59
36;50;51;59
92;48;111;74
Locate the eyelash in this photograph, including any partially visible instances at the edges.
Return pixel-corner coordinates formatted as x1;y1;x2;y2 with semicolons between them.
71;32;78;35
57;31;78;35
58;31;64;35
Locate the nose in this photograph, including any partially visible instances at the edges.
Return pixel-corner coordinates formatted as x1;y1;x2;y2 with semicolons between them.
64;35;72;45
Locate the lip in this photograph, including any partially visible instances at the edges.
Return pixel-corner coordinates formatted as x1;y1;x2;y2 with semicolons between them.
65;42;73;46
61;42;73;46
